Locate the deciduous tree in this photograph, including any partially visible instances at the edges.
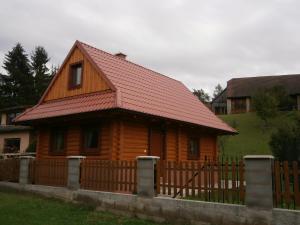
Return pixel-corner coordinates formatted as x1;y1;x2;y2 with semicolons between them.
193;89;210;103
213;84;224;99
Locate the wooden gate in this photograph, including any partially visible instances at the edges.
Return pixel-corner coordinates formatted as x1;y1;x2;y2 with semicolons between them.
157;160;245;204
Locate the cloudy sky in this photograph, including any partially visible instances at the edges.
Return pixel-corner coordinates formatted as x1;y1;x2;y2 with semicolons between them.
1;0;300;96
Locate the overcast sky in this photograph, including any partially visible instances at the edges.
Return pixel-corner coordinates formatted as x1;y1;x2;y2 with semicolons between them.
1;0;300;96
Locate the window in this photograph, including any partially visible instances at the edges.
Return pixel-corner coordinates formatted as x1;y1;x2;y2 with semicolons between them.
69;62;83;89
4;138;21;153
6;112;21;125
50;128;66;155
188;137;200;160
81;126;100;154
6;113;17;125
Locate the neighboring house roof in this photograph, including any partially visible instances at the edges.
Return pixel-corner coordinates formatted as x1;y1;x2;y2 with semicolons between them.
227;74;300;98
0;125;32;133
15;41;235;133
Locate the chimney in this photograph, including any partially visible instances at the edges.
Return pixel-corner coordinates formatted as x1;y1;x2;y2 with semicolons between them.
115;52;127;59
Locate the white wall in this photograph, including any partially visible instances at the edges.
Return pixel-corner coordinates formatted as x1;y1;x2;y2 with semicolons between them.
226;99;232;114
0;113;6;125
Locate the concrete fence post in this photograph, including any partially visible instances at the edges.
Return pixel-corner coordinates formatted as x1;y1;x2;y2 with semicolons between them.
67;156;86;190
19;156;35;185
136;156;160;198
244;155;274;225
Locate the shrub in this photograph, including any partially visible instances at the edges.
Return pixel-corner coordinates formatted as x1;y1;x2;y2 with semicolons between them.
270;116;300;161
252;86;295;127
252;89;278;126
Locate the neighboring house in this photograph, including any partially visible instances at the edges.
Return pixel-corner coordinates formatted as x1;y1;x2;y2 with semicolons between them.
0;106;33;154
15;41;235;161
211;74;300;114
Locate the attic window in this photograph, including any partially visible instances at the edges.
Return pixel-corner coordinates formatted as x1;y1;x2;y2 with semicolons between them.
69;62;83;89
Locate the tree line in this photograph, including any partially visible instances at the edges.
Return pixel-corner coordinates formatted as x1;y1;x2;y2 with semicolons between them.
0;43;57;108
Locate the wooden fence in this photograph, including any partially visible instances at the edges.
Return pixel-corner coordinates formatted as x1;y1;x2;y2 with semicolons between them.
0;158;20;182
157;160;245;204
80;160;137;193
29;159;68;187
273;160;300;209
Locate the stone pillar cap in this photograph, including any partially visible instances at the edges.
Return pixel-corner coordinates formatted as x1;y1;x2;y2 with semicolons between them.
244;155;274;160
67;156;86;159
136;156;160;160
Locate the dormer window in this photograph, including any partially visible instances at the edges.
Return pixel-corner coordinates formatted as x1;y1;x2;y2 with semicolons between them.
69;62;83;89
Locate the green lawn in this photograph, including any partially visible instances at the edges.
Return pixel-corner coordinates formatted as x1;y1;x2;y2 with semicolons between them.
219;111;299;159
0;188;166;225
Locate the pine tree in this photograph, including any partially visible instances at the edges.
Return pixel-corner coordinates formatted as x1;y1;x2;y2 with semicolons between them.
2;43;35;106
0;73;10;108
31;46;52;100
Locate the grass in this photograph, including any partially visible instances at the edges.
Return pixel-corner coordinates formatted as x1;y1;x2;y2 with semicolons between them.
0;188;167;225
219;111;299;158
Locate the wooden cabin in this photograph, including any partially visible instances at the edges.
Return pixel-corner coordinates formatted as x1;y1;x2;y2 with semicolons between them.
15;41;235;161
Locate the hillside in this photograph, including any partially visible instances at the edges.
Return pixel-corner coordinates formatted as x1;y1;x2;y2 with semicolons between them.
218;112;298;159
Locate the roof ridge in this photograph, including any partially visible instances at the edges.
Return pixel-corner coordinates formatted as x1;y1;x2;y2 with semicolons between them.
230;73;300;81
78;40;183;84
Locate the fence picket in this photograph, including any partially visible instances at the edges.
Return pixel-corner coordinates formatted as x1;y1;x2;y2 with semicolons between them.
292;161;300;207
283;161;291;208
239;160;245;203
168;161;171;195
224;161;229;203
197;162;202;199
232;161;237;203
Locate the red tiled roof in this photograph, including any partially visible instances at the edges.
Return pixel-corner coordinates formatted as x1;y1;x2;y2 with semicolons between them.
17;91;116;121
16;41;235;133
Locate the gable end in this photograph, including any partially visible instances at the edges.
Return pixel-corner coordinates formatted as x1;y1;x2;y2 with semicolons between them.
43;44;112;102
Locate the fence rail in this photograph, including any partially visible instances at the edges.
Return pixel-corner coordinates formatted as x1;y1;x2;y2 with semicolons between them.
157;160;245;204
29;159;68;187
80;160;137;193
273;160;300;209
0;158;20;182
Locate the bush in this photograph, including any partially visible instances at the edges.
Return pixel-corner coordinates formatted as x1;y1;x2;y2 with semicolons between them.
252;89;278;126
270;116;300;161
252;86;295;127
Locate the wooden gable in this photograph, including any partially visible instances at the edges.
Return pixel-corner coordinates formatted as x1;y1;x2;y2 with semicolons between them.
44;47;110;101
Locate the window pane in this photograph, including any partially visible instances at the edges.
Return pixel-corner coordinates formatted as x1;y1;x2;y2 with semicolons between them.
84;128;99;149
75;67;82;85
52;130;65;153
4;138;20;153
188;138;199;159
70;63;82;88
